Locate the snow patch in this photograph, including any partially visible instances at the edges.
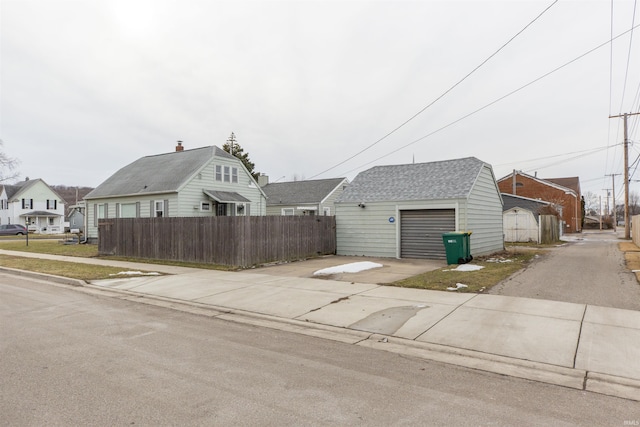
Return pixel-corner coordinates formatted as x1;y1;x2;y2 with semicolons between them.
447;283;468;291
313;262;383;276
444;264;484;272
109;271;162;276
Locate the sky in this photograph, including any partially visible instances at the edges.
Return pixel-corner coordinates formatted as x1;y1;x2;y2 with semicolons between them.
1;0;639;211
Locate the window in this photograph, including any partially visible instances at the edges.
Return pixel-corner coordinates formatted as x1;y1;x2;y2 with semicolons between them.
224;166;230;182
216;203;227;216
97;204;107;221
48;217;55;226
282;208;294;216
215;165;222;181
46;199;57;209
201;202;211;211
154;200;165;217
232;167;238;183
236;203;245;216
22;199;32;209
323;207;331;216
120;203;137;218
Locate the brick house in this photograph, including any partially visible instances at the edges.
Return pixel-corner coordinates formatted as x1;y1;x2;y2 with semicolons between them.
497;171;581;233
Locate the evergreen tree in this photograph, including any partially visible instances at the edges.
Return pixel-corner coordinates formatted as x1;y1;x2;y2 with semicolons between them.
222;133;258;180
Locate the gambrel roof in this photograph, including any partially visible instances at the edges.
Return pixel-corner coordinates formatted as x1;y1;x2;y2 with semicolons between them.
337;157;489;203
262;178;347;206
85;146;239;199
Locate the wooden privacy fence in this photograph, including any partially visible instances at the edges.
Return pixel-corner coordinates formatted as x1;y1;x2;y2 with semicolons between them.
539;214;560;244
98;216;336;267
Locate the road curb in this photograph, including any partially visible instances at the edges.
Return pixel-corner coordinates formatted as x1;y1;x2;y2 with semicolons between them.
5;268;640;402
0;266;86;287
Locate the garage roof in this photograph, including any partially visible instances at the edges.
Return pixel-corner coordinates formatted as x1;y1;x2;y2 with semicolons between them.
337;157;488;203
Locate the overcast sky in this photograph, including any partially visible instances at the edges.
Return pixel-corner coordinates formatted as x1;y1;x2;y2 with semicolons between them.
2;0;639;207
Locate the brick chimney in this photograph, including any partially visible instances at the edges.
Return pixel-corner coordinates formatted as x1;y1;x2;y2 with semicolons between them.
176;141;184;152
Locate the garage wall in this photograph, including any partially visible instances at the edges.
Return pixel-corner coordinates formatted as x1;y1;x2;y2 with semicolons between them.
466;165;505;255
336;200;462;258
335;201;398;257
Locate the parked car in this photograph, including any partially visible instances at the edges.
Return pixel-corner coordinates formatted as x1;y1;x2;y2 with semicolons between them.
0;224;28;235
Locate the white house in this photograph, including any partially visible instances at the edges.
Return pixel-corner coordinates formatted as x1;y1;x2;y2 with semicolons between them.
83;143;267;242
335;157;504;260
0;178;66;234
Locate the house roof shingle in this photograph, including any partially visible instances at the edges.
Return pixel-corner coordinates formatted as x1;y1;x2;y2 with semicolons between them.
337;157;487;203
85;146;235;199
501;193;551;219
262;178;347;205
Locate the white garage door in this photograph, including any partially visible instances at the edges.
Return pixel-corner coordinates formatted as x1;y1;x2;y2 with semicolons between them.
400;209;456;259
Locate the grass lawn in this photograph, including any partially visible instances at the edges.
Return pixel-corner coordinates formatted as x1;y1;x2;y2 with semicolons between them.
0;238;100;257
0;254;159;281
0;239;236;276
0;238;547;291
390;249;543;293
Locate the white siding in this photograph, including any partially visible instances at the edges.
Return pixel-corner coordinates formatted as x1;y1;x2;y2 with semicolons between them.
465;165;504;256
336;199;462;258
319;179;348;216
504;208;539;243
336;202;398;257
85;154;266;240
177;157;266;217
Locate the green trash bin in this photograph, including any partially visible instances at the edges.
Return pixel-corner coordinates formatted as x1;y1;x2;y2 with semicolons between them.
442;232;473;265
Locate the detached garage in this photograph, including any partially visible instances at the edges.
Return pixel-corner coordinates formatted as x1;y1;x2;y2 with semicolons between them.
335;157;504;260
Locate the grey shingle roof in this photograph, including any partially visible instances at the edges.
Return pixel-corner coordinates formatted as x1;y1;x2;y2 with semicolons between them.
86;146;230;199
337;157;486;203
262;178;347;205
501;194;550;219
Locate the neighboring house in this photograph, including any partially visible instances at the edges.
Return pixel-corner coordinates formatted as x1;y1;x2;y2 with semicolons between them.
502;193;558;243
497;171;582;233
66;203;85;233
334;157;504;260
0;178;65;234
84;144;267;242
261;177;349;216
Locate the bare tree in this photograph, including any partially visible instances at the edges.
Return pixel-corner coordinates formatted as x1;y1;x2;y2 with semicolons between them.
0;140;19;183
582;191;600;216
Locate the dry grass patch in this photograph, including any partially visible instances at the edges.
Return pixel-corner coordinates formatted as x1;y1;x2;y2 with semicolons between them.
0;254;160;281
0;239;99;257
390;249;543;293
619;242;640;252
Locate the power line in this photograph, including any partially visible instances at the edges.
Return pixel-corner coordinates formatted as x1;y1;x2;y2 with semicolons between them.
308;0;559;179
335;24;640;178
494;145;614;167
617;0;638;115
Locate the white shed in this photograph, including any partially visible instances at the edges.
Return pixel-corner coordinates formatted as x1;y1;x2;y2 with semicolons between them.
335;157;504;260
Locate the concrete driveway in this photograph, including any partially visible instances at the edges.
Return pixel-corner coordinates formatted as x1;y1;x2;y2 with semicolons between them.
246;255;446;284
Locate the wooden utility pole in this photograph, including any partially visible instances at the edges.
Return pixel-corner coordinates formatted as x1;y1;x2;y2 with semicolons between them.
605;174;620;230
609;112;640;240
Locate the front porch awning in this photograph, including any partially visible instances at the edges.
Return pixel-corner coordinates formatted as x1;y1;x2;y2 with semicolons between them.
203;190;251;204
20;211;62;217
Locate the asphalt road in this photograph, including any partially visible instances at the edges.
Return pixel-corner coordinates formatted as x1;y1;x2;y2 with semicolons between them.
2;274;639;426
490;230;640;310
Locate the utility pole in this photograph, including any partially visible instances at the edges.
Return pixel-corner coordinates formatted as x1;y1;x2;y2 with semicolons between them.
609;112;640;239
605;173;621;230
603;189;611;217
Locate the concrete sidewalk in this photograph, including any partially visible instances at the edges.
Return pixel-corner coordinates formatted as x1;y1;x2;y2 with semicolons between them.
2;249;640;401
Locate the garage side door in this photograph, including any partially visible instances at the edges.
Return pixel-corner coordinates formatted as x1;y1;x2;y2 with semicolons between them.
400;209;456;259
